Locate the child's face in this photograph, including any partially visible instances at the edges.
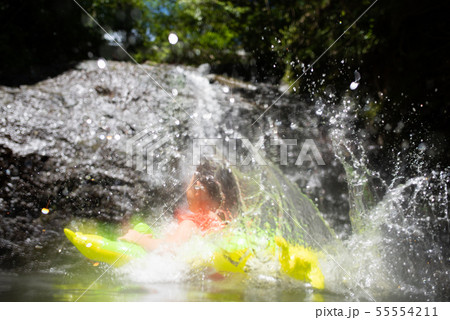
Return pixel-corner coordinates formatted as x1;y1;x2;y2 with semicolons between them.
186;175;218;212
187;176;208;204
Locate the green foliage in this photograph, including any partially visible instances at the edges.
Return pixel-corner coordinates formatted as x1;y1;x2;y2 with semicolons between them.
118;0;385;87
138;0;245;65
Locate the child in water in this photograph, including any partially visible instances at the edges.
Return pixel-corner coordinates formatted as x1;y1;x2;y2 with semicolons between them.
118;160;240;251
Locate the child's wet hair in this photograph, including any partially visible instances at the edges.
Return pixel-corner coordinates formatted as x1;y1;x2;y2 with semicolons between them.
194;159;240;219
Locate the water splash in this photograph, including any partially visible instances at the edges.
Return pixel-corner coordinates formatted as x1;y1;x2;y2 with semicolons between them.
323;99;449;301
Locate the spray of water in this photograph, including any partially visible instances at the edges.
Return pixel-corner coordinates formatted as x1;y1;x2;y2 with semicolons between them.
322;98;450;301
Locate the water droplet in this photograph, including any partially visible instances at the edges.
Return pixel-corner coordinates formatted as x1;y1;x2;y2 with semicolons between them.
202;113;212;120
175;119;180;125
171;88;178;96
97;58;106;69
168;33;178;45
41;208;49;214
350;82;359;90
222;86;230;93
86;243;92;248
230;98;235;103
418;143;427;151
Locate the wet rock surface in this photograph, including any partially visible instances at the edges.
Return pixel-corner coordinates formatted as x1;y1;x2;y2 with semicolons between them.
0;61;346;270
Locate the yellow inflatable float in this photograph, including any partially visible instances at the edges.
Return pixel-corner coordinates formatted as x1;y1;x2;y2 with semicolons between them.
64;223;325;289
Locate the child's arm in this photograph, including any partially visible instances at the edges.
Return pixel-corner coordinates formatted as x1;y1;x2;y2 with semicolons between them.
118;220;200;252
